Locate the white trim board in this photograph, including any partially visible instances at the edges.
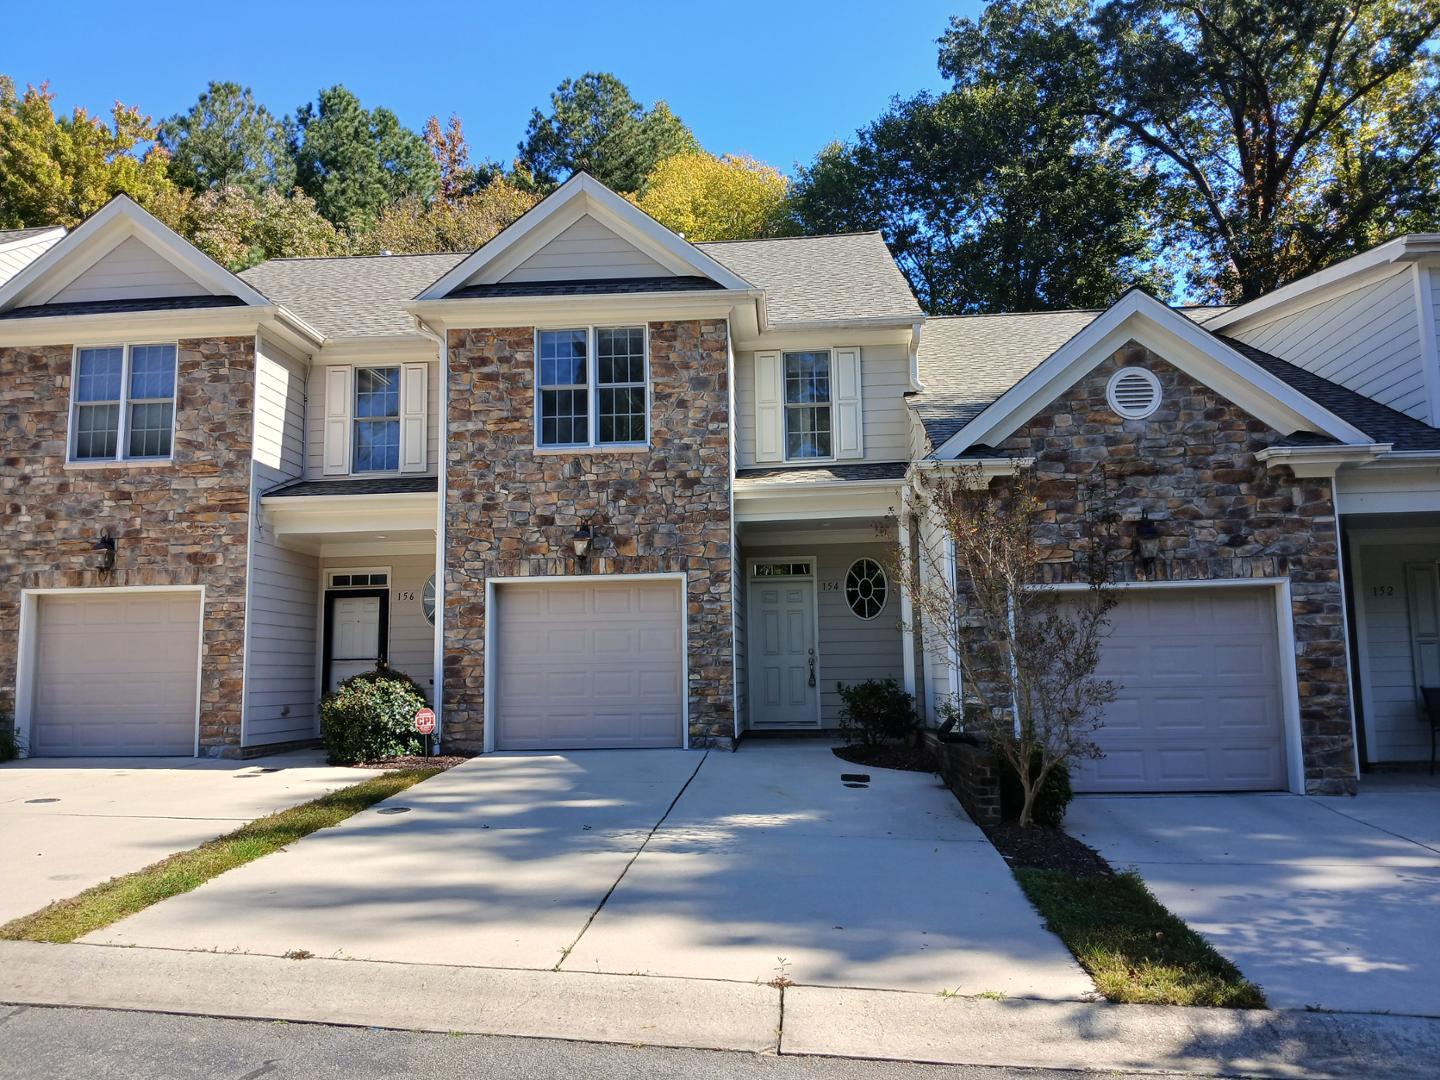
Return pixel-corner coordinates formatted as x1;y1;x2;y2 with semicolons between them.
931;290;1373;459
13;585;207;758
481;572;692;753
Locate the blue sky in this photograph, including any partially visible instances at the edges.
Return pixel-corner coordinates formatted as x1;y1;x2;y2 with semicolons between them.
8;1;980;173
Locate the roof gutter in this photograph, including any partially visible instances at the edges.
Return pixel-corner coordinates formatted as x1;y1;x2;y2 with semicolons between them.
1254;443;1391;477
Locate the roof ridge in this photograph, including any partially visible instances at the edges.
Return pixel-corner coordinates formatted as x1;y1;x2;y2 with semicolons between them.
696;230;885;245
245;251;471;266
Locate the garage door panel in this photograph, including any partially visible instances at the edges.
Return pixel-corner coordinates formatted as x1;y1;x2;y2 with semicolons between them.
33;592;201;757
495;580;684;750
1072;587;1286;792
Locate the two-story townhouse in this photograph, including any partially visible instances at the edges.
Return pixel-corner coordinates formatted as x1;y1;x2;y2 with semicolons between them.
4;171;1439;795
0;175;923;758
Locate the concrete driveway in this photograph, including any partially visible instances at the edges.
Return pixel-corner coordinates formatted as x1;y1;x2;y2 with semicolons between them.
0;752;372;923
1068;776;1440;1016
85;741;1092;999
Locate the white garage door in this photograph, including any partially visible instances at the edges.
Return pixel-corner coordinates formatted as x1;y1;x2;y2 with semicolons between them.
31;591;202;756
1073;587;1287;792
494;580;684;750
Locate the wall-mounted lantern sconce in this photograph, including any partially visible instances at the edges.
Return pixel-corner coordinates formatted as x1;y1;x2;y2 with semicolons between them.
1131;511;1160;568
570;526;594;559
93;533;116;572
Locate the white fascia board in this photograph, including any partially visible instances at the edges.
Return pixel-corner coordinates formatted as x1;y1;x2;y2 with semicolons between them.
0;195;272;312
931;290;1372;459
0;305;282;347
416;174;755;300
406;290;754;330
262;491;439;537
1254;443;1391;477
733;322;916;352
311;334;440;364
733;483;901;523
1209;234;1440;332
733;477;905;495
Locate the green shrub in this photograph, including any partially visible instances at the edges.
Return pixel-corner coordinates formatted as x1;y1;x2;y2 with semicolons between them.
836;678;917;746
319;666;428;765
1000;751;1073;827
0;719;20;764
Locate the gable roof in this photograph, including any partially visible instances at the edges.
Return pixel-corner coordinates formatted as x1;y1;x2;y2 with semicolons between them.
696;233;922;327
240;252;467;339
0;195;271;315
416;173;753;301
924;291;1373;457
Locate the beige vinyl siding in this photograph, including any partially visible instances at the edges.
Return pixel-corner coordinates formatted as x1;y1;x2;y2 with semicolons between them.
49;235;208;304
1354;541;1435;762
735;344;912;467
321;553;437;698
743;542;905;726
306;359;439;478
0;232;62;287
1230;265;1428;420
499;216;673;283
245;334;319;745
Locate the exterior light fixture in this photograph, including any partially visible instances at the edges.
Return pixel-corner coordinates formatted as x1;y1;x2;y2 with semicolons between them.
93;533;116;572
571;526;594;559
1132;511;1160;567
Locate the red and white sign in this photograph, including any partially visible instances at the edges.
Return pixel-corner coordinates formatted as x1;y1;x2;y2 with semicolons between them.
414;708;437;736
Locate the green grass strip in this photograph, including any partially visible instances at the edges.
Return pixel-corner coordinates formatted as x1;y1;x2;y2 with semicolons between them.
1015;867;1266;1008
1;767;441;944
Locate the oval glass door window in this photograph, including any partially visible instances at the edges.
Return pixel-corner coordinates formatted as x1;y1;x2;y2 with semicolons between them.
845;558;887;620
422;574;436;626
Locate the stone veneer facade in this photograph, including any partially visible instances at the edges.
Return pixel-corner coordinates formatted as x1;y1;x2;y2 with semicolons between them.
443;320;734;750
0;337;255;755
988;343;1355;794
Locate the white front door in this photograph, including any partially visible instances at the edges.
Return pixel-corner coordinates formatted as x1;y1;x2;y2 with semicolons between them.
328;595;382;691
747;560;819;727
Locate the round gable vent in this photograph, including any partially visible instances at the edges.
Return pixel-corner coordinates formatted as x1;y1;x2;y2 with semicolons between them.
1106;367;1161;419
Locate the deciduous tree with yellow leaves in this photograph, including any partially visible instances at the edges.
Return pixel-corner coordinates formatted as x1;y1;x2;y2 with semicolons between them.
633;152;794;241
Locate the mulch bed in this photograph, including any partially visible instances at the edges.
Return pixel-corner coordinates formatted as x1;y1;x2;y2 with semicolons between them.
352;754;472;770
832;743;936;773
985;820;1113;877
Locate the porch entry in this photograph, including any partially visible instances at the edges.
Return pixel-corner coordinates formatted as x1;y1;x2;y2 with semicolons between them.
323;585;389;692
747;558;820;727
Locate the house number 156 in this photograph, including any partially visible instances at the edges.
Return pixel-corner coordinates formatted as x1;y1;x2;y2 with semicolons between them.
396;590;417;602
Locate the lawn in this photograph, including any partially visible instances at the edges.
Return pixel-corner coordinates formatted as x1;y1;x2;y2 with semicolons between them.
1015;867;1266;1008
0;767;440;944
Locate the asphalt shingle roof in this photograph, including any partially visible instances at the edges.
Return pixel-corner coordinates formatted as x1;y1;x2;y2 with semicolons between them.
239;252;467;339
912;311;1100;447
1222;338;1440;451
264;476;439;498
0;295;245;320
697;233;922;326
447;276;723;299
0;226;61;245
734;461;909;489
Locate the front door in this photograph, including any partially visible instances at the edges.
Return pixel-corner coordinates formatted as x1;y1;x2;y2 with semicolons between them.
325;590;388;692
747;559;820;727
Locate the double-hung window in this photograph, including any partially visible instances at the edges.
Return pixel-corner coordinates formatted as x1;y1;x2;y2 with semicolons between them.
783;350;832;459
353;366;401;472
537;326;648;449
70;343;178;462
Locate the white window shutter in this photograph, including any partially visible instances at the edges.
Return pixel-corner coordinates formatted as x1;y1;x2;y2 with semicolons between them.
322;366;352;476
400;362;428;474
754;350;783;463
833;346;864;459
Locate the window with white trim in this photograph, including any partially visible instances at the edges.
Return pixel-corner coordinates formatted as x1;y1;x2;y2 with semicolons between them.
70;343;177;462
353;366;401;472
536;326;648;448
784;350;832;460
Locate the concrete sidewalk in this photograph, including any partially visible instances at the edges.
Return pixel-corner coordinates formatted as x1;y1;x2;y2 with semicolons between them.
5;940;1440;1078
0;752;372;923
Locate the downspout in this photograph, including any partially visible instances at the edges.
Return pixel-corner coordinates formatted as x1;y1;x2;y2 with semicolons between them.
412;315;448;751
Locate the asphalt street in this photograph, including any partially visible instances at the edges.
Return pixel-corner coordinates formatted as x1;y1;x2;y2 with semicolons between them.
0;1004;1170;1080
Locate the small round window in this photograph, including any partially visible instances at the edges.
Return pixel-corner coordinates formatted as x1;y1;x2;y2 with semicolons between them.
1106;367;1161;419
422;574;436;627
845;559;888;620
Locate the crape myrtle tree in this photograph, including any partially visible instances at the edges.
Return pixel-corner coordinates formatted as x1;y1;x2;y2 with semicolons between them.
900;464;1120;828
